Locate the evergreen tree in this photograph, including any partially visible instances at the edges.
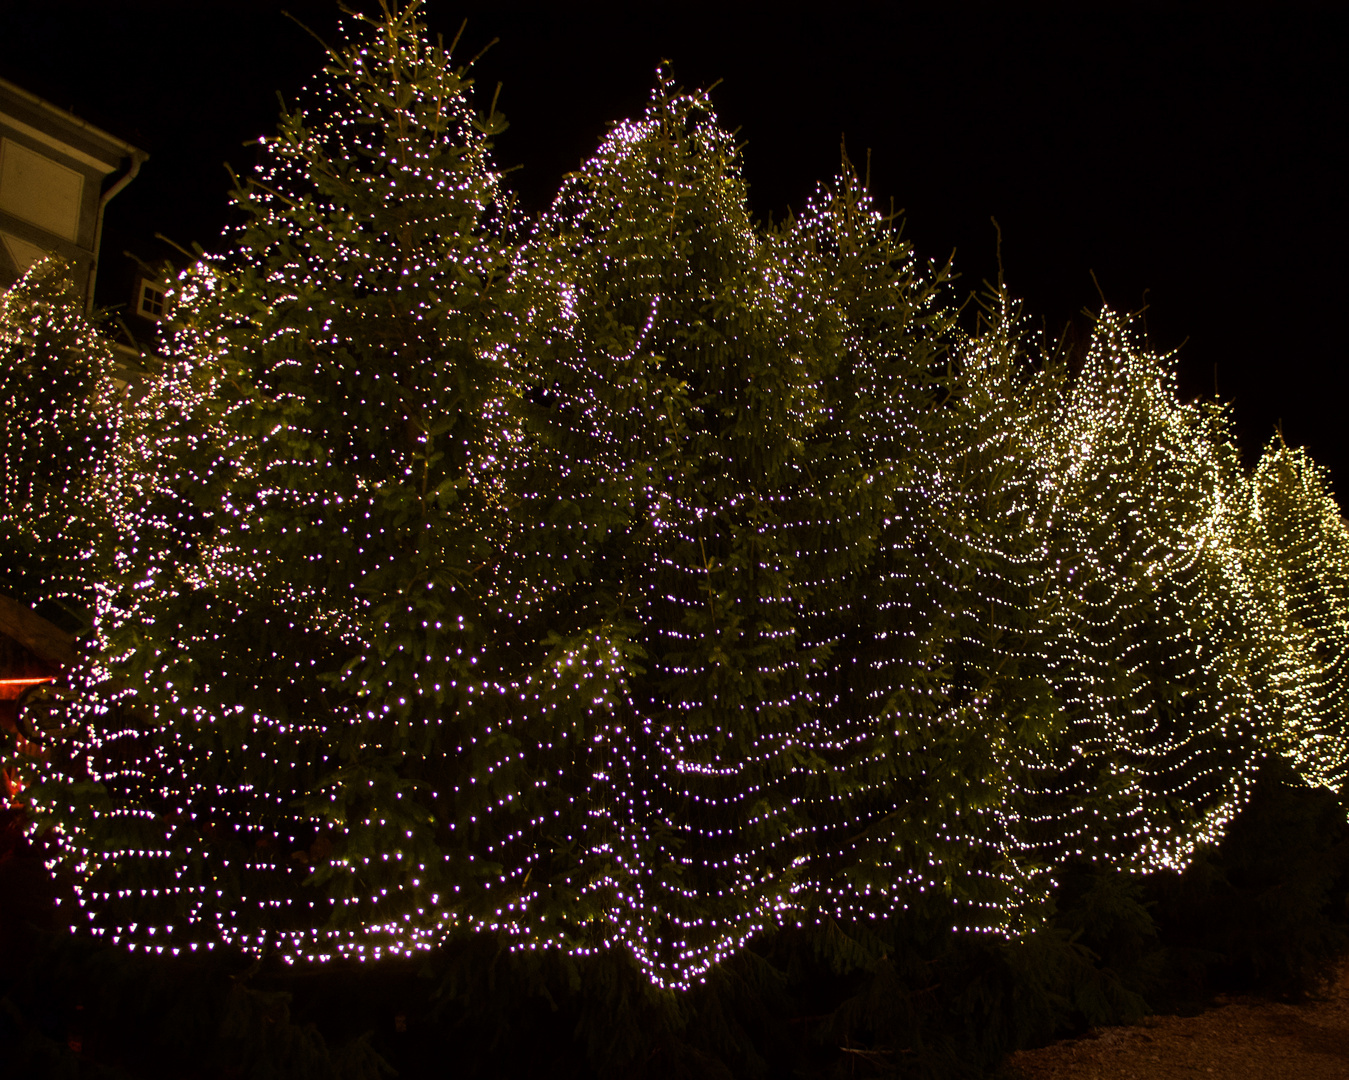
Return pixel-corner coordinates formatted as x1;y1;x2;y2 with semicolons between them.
1250;438;1349;791
1017;312;1271;874
0;257;119;631
497;74;833;985
15;0;522;966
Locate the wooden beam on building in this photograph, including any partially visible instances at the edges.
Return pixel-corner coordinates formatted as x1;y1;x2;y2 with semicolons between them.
0;593;76;670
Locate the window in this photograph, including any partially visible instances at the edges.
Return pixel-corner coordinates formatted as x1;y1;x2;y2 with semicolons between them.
137;277;165;319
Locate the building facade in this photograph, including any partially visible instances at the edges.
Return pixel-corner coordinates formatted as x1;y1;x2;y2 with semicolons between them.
0;75;145;312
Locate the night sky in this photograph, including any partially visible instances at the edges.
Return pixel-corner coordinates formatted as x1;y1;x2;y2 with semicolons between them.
3;2;1345;491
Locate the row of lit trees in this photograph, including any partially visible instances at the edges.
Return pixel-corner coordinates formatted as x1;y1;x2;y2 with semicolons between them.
3;0;1348;992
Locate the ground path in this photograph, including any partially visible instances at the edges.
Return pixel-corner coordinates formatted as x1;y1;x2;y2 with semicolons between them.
1004;961;1349;1079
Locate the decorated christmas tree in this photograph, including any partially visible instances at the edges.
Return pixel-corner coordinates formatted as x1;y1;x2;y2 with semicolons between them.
0;257;119;630
1249;438;1349;791
1014;312;1273;874
15;0;523;967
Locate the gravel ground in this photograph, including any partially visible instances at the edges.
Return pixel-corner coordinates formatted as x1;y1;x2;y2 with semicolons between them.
1003;961;1349;1080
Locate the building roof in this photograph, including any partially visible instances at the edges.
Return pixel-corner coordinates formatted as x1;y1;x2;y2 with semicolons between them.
0;74;142;170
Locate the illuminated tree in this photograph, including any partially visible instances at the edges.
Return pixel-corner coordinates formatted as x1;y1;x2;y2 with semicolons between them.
0;257;118;628
1250;439;1349;791
18;0;522;966
491;77;840;984
1013;313;1273;875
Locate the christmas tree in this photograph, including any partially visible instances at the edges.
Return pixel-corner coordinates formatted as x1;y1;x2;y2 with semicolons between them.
1015;311;1271;875
15;0;522;968
0;257;119;632
1250;438;1349;791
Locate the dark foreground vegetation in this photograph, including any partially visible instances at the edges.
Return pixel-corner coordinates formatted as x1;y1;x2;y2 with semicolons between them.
4;757;1346;1080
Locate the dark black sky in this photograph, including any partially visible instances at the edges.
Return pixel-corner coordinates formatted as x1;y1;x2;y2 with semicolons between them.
4;2;1345;491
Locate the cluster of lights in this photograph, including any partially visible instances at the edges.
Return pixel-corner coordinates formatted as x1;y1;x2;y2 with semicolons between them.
0;260;118;620
4;1;1348;993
